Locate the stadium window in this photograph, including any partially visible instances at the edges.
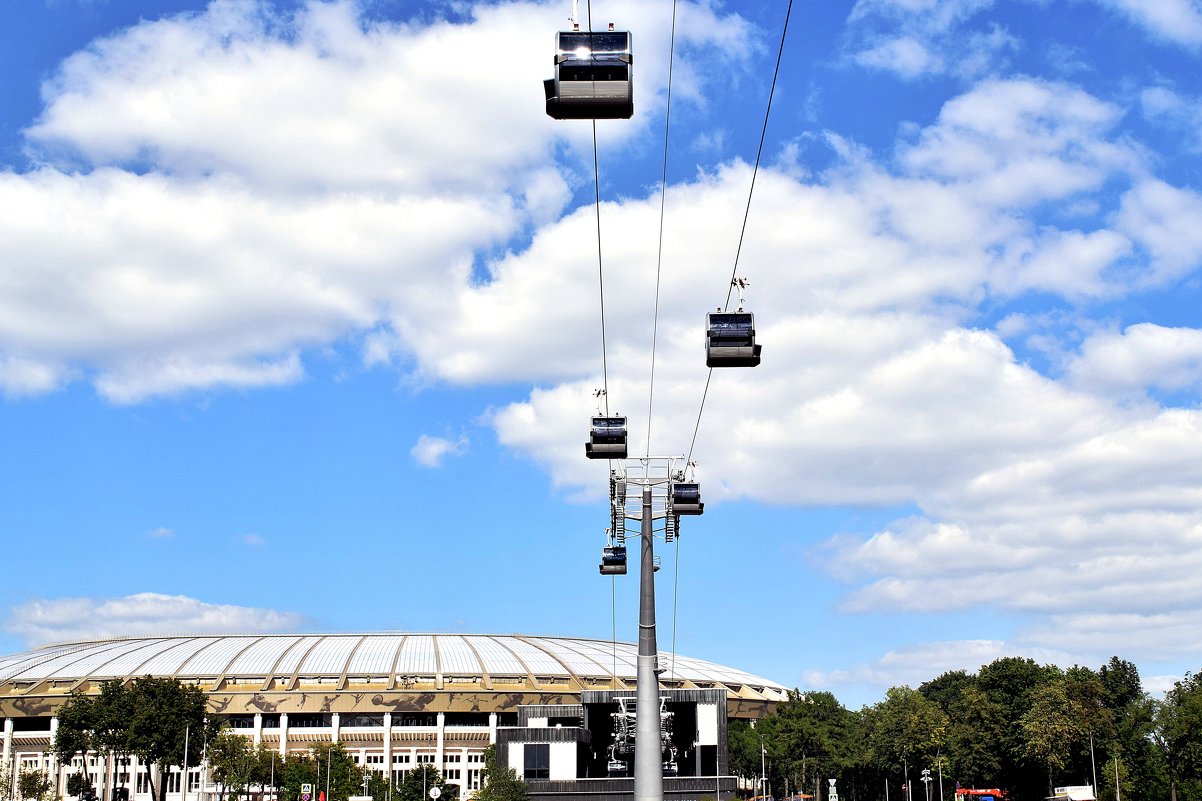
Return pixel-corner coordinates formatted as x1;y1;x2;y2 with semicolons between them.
523;744;549;781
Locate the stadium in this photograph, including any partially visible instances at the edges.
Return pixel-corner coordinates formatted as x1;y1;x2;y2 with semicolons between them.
0;633;787;801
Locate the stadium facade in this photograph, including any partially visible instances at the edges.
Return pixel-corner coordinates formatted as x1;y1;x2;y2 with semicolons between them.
0;634;786;801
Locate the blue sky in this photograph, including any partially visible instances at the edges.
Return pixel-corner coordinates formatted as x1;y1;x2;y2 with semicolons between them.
3;0;1202;709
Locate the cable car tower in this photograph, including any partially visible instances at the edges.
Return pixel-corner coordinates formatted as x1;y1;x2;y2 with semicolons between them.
598;455;703;801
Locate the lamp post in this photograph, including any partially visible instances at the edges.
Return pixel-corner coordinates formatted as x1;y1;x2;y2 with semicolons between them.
760;732;767;801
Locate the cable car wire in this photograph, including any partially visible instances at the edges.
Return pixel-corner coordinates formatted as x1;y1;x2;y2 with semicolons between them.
722;0;794;312
686;0;794;466
645;0;680;458
592;124;611;416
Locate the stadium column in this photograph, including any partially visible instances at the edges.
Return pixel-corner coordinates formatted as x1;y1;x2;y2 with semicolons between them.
436;713;445;770
332;713;341;744
279;713;289;757
253;714;263;748
383;713;393;782
49;717;62;797
1;718;10;777
488;713;497;745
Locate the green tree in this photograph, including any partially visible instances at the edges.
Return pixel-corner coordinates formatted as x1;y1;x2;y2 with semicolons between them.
1021;680;1087;797
364;771;393;801
727;719;764;784
772;691;853;800
868;686;948;776
396;765;456;801
17;769;53;801
54;681;140;800
945;685;1005;788
208;730;278;801
124;676;216;801
1154;673;1202;801
278;744;362;801
66;773;96;800
978;657;1063;800
475;746;528;801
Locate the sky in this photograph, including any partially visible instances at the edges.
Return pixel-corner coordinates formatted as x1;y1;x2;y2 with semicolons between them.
2;0;1202;710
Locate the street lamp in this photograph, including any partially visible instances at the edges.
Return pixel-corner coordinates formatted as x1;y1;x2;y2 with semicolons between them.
921;769;932;801
760;732;767;801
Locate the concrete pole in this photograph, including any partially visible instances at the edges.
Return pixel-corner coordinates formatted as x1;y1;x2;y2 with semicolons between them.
634;486;663;801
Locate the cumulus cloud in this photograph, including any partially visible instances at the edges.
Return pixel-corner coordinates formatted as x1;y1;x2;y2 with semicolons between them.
3;592;305;646
1068;323;1202;396
5;0;1202;692
845;0;1016;80
411;433;469;467
1095;0;1202;46
0;0;753;401
804;639;1090;694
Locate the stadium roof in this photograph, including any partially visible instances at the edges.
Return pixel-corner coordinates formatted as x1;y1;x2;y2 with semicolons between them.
0;634;787;705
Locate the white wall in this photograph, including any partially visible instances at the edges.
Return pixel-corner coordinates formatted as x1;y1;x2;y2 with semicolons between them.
549;742;575;780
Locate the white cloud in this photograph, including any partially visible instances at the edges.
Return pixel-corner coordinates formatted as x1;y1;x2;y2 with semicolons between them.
898;78;1129;206
1068;323;1202;395
4;592;305;646
804;639;1030;692
0;356;64;397
1095;0;1202;47
855;36;943;78
0;0;754;401
147;526;176;539
845;0;1014;80
1114;179;1202;284
240;533;265;546
411;433;469;467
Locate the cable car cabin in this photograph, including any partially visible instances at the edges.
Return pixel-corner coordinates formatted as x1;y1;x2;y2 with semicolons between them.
671;483;704;515
599;545;627;575
706;311;762;367
586;416;628;459
544;30;633;120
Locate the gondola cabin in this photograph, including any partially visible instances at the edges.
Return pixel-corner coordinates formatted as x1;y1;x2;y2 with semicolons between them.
586;416;628;459
599;545;627;575
544;29;633;120
671;482;704;515
706;311;761;367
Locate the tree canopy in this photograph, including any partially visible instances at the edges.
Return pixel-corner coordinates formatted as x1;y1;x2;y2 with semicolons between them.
735;656;1202;801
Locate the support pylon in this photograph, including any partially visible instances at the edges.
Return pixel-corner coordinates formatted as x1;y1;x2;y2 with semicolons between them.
634;485;663;801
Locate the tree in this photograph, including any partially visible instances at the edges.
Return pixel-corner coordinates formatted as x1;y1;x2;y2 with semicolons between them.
475;746;528;801
17;769;53;801
277;744;362;801
396;765;456;801
772;691;853;799
66;773;96;801
55;681;139;801
978;657;1064;800
1154;673;1202;801
208;731;277;801
868;686;948;776
123;676;216;801
727;719;764;783
945;685;1005;787
1021;680;1087;797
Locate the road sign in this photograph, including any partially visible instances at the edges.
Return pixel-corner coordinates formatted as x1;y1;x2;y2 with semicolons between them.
429;788;442;800
301;784;313;801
